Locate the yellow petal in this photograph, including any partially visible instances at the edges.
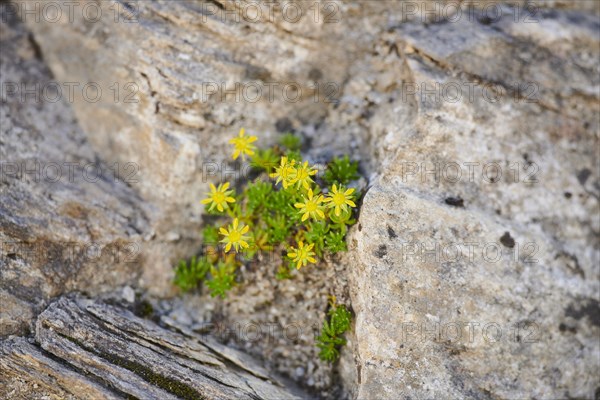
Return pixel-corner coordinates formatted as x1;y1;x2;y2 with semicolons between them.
226;197;235;203
201;198;211;204
287;252;296;258
345;188;355;195
248;136;257;143
217;204;224;212
316;209;325;218
346;200;356;207
308;257;316;263
335;207;341;216
240;241;249;248
225;242;232;252
222;182;230;190
296;261;302;269
233;218;239;229
241;225;249;234
209;183;217;192
332;184;338;192
294;203;304;209
232;150;240;160
219;227;228;235
301;213;309;222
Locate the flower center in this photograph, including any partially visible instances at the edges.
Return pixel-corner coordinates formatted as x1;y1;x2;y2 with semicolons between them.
234;138;250;151
333;193;346;205
297;169;307;180
283;166;294;178
229;231;241;242
213;192;225;203
306;201;317;212
298;248;308;259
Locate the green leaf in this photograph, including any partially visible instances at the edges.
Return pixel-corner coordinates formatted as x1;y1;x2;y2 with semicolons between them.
202;226;220;245
315;303;352;363
279;133;302;151
250;148;279;173
325;229;347;253
303;221;329;257
206;261;236;298
246;180;272;214
324;155;359;186
173;256;211;292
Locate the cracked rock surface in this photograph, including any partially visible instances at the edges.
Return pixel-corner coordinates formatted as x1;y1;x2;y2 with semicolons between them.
3;0;599;399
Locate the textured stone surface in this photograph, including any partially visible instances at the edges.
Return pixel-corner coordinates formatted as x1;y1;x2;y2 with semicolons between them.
15;0;366;294
1;295;304;399
4;0;600;398
0;2;150;337
340;3;600;399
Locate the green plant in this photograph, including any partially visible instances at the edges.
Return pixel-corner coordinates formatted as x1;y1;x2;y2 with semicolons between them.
202;226;220;244
250;148;279;173
324;155;359;186
174;129;361;300
325;229;348;253
206;260;237;298
173;256;211;292
316;300;352;363
279;133;302;150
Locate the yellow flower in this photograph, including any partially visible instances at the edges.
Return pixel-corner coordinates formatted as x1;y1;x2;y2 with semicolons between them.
290;161;317;190
294;188;325;221
201;182;235;212
229;128;257;160
323;184;356;216
287;241;316;269
219;218;250;253
269;156;296;189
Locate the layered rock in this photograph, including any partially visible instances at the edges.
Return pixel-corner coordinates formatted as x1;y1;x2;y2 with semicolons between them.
1;295;303;399
4;0;599;398
342;3;599;398
0;2;149;337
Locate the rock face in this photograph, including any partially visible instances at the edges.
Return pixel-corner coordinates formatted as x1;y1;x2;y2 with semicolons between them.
3;0;600;399
0;295;304;399
14;0;364;293
341;3;600;399
0;2;150;337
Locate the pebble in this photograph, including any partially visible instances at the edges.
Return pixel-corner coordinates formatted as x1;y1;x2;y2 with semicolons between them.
122;286;135;303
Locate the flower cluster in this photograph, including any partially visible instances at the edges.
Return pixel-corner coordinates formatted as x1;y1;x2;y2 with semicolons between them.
175;129;360;298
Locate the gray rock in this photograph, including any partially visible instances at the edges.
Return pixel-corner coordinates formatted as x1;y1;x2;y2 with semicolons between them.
0;2;150;337
340;3;599;399
4;0;599;398
1;295;304;399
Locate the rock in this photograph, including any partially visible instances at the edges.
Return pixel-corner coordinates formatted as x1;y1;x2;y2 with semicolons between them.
341;3;599;399
1;295;305;399
0;2;150;337
1;337;122;400
13;0;360;293
4;0;599;398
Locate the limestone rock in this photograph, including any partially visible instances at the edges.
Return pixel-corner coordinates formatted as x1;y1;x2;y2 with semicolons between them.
342;3;599;399
5;0;599;398
1;295;304;399
0;2;150;337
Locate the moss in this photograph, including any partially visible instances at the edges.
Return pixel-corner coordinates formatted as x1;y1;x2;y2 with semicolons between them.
100;352;204;400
